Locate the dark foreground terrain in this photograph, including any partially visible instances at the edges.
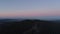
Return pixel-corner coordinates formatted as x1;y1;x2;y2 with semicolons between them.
0;19;60;34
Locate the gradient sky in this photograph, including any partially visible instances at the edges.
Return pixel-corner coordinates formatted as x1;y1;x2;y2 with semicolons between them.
0;0;60;19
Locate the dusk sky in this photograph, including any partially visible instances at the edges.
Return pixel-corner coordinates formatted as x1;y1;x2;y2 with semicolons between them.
0;0;60;19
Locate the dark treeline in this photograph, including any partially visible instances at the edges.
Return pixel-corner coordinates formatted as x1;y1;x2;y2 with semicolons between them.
0;19;60;34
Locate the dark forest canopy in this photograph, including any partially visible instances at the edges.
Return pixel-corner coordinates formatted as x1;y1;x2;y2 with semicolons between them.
0;19;60;34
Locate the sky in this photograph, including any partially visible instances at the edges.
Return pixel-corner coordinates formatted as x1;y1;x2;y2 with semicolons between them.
0;0;60;19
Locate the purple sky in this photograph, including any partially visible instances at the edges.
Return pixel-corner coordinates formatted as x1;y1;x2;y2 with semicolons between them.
0;0;60;19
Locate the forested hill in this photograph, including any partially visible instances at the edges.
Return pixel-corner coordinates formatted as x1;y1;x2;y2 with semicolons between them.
0;19;60;34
